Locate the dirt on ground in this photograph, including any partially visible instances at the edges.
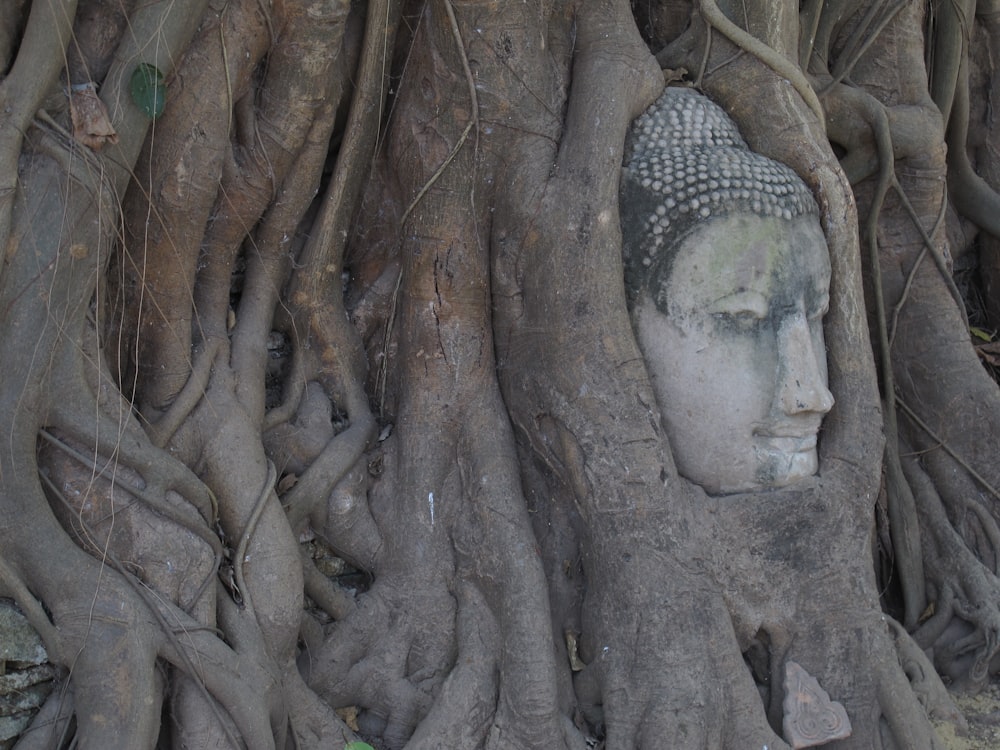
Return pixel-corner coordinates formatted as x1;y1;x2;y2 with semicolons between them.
936;680;1000;749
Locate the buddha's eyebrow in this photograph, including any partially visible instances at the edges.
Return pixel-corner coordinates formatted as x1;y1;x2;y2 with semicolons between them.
709;289;770;309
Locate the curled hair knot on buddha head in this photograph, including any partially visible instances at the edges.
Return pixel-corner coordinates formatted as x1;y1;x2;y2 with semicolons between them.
620;86;821;312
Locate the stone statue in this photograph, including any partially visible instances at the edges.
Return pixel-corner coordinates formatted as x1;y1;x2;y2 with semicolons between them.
620;87;835;495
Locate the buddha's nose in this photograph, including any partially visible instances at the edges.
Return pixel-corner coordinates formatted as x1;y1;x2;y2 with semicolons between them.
776;312;835;416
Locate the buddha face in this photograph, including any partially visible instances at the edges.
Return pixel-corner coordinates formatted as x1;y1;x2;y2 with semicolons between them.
633;213;834;494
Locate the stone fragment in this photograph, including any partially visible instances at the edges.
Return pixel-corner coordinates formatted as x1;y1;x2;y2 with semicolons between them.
0;601;46;666
782;660;852;749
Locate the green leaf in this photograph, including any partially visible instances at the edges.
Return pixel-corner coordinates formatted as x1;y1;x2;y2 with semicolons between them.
130;63;166;119
971;326;994;342
344;743;375;750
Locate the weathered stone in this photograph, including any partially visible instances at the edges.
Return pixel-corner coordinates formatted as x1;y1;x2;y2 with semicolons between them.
0;600;46;666
782;660;852;748
0;712;33;744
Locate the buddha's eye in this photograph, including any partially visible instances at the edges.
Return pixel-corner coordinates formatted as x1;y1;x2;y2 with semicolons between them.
713;309;764;332
711;290;768;332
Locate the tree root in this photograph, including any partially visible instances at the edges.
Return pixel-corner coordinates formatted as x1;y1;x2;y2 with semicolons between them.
307;578;456;749
146;339;222;449
887;616;968;733
399;584;499;750
51;389;218;530
0;0;78;254
0;554;63;663
904;451;1000;689
12;680;75;750
697;0;824;125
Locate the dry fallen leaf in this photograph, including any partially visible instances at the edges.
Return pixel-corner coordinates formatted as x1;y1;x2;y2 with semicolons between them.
663;67;689;85
975;340;1000;367
69;82;119;151
277;473;299;495
335;705;360;732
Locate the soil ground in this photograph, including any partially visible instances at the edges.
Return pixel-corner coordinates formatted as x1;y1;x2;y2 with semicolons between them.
3;598;1000;749
937;680;1000;749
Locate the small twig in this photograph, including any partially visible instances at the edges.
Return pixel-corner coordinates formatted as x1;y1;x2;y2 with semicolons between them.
860;92;928;626
399;120;475;228
399;0;479;226
376;266;404;420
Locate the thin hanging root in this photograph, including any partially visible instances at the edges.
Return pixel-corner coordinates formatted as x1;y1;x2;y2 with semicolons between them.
928;0;974;126
51;396;218;526
959;496;1000;576
37;426;224;613
943;63;1000;239
147;338;222;448
281;0;392;432
889;175;967;328
896;397;1000;505
860;89;927;626
379;0;480;413
798;0;823;70
399;0;479;227
293;0;397;281
14;681;76;750
818;1;907;94
233;459;277;617
376;267;404;420
39;473;252;750
697;0;825;127
263;339;307;432
37;428;223;559
0;553;64;662
888;188;949;348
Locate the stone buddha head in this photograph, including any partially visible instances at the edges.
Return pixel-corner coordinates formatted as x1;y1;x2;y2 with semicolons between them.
621;87;834;495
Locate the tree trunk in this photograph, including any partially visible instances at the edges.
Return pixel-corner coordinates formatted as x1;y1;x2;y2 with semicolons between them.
1;0;998;748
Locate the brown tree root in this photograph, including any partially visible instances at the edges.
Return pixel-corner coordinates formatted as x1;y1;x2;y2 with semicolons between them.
903;450;1000;690
887;616;968;732
12;680;75;750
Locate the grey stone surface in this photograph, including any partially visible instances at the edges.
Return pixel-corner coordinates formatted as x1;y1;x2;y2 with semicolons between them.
0;600;46;666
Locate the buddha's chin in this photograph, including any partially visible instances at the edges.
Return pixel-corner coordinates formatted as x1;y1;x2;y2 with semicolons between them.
756;446;819;489
680;446;819;496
